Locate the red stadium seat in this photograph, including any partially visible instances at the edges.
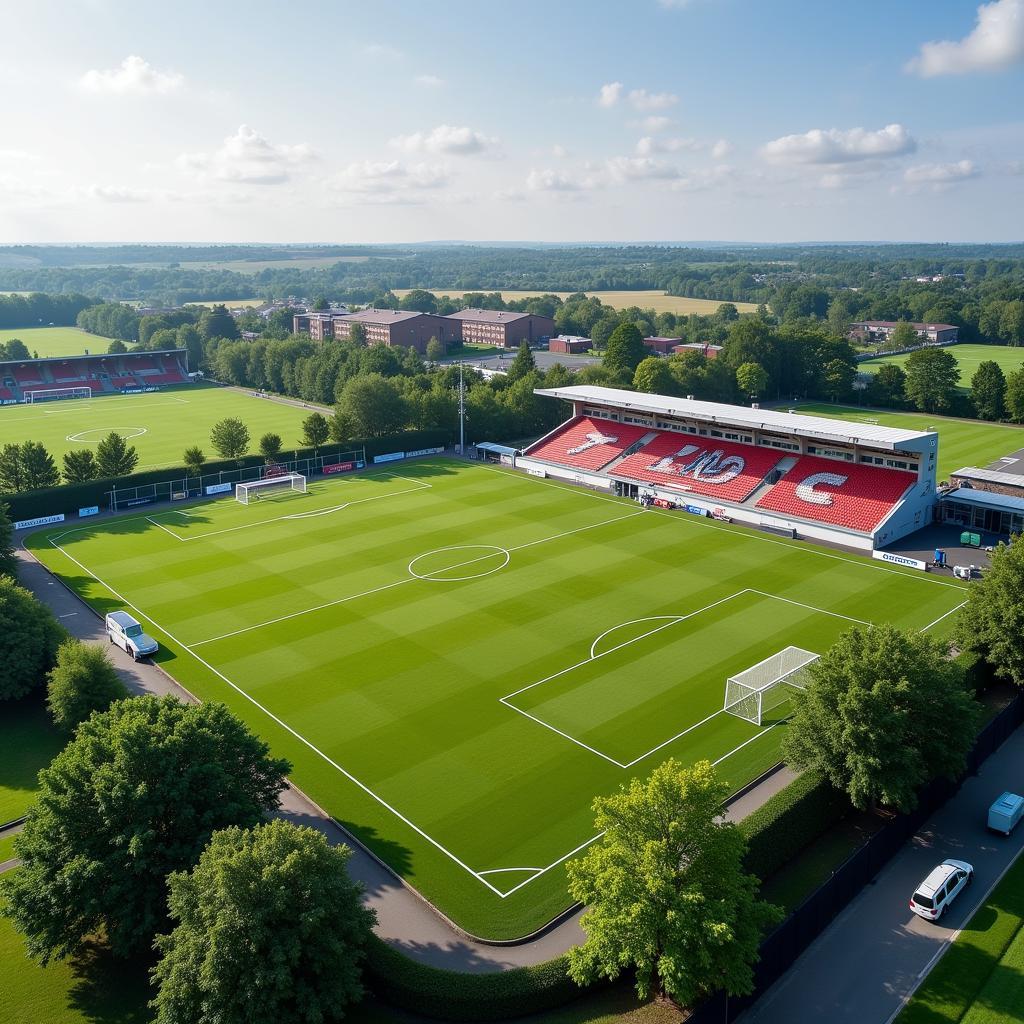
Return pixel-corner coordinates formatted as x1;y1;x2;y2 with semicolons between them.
755;455;915;531
614;430;783;503
524;416;652;471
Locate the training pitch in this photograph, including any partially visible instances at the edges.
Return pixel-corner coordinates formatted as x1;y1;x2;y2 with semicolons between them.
28;459;968;937
0;384;316;470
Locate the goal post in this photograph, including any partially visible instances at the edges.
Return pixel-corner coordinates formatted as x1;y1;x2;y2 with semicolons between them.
235;472;307;505
724;646;818;726
25;386;92;403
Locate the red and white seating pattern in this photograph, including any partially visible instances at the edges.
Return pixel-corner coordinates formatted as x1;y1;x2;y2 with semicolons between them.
614;430;783;503
525;416;652;471
755;455;915;531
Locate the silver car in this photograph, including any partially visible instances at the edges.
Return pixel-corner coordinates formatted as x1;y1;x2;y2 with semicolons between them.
105;610;158;661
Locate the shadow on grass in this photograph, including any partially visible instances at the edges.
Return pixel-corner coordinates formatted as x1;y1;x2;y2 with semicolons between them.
0;695;66;825
67;942;153;1024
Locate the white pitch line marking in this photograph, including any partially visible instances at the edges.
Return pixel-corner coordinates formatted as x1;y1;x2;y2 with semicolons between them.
920;600;967;633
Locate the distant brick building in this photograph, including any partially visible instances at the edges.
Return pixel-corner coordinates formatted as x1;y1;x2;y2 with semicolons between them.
642;336;680;355
446;309;555;348
294;309;458;352
849;321;959;346
548;335;593;354
672;342;723;359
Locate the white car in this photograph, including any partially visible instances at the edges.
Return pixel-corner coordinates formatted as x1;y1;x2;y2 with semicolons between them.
105;610;158;661
909;859;974;922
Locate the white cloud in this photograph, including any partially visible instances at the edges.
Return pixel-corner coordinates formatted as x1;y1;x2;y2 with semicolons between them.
551;144;569;158
177;125;316;185
761;123;916;164
81;185;157;203
78;55;183;96
668;165;736;192
711;138;732;160
390;124;498;155
903;160;979;186
607;156;681;181
526;168;588;191
628;88;678;111
332;160;449;194
0;149;39;163
636;135;701;155
907;0;1024;76
598;81;623;107
640;115;673;132
415;74;444;87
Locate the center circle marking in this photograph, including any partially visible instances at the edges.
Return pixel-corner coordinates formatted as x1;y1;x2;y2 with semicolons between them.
66;426;148;443
408;544;511;582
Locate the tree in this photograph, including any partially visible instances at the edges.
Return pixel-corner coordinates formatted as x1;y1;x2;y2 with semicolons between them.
0;575;63;700
19;441;60;490
312;295;330;312
633;356;676;395
329;410;357;444
506;341;536;383
425;337;445;363
46;639;127;731
258;432;283;463
398;289;438;314
3;337;31;360
62;449;98;484
0;696;290;962
300;412;330;454
889;320;919;351
0;443;26;492
182;446;206;477
95;432;139;478
971;360;1007;420
197;304;239;343
782;625;978;811
956;539;1024;685
107;339;128;354
348;322;367;347
567;759;780;1006
176;324;203;372
904;347;961;413
0;502;16;579
871;363;906;407
1007;368;1024;423
151;821;375;1024
736;361;769;401
822;358;857;403
602;323;647;375
210;418;250;461
336;373;406;437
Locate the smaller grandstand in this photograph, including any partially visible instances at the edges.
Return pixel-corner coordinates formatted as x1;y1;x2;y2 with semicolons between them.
518;386;939;551
0;349;189;404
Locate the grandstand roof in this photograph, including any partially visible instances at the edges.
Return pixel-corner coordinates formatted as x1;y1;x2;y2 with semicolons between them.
0;347;187;369
533;385;936;451
944;487;1024;513
950;466;1024;488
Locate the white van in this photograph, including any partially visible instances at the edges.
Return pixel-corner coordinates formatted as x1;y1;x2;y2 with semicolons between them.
909;859;974;922
988;793;1024;836
105;610;158;661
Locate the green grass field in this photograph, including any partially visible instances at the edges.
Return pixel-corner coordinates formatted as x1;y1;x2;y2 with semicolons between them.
0;327;113;359
26;459;967;938
0;384;318;471
0;698;66;824
860;344;1024;390
791;403;1024;480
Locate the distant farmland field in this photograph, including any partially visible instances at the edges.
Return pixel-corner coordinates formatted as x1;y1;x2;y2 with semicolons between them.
392;289;758;315
0;326;113;358
860;344;1024;390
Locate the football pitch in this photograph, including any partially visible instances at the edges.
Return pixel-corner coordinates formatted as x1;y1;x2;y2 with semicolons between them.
0;384;316;470
27;459;968;937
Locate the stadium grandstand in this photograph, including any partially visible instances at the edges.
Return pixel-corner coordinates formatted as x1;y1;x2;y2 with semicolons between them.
517;385;939;551
0;348;189;404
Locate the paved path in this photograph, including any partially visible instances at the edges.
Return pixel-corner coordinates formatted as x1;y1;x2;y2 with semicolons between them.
740;725;1024;1024
16;540;796;972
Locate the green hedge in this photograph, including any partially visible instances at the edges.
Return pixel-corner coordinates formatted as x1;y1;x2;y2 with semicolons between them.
1;428;450;523
363;935;586;1021
955;648;994;693
740;770;851;882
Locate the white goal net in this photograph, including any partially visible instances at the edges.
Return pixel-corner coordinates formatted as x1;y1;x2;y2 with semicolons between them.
235;472;307;505
26;386;92;403
723;646;818;726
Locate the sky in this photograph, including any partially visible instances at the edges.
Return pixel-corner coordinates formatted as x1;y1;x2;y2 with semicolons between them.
1;0;1023;244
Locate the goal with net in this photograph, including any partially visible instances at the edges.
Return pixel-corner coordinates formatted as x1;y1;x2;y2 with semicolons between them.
235;473;307;505
723;646;818;726
25;386;92;403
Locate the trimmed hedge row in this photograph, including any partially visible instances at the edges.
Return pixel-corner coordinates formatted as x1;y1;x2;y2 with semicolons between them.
363;935;585;1021
1;428;450;522
740;769;850;882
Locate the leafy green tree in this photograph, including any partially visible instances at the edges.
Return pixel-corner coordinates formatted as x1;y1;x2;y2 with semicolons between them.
0;443;25;493
312;296;330;312
425;337;445;363
336;373;406;437
506;341;536;383
633;356;676;395
0;575;63;700
3;337;31;360
871;363;906;406
602;323;646;376
329;410;357;444
1;696;290;961
567;759;780;1005
348;322;367;347
301;412;331;455
62;448;98;484
182;446;206;477
176;324;203;372
19;441;60;490
95;432;140;478
107;338;128;354
783;625;978;811
46;639;127;731
971;360;1007;420
736;361;769;401
904;347;961;413
197;304;239;343
823;358;857;402
258;432;283;463
1006;368;1024;423
151;821;375;1024
398;289;438;314
0;502;16;579
998;300;1024;346
956;539;1024;685
210;418;251;461
888;320;919;351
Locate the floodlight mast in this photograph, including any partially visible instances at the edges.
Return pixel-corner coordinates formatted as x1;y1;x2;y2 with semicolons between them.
458;359;465;456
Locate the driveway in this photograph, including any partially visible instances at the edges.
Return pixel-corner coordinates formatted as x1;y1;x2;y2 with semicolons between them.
740;725;1024;1024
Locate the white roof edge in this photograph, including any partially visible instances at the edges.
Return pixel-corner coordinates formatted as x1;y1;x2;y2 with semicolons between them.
535;385;935;450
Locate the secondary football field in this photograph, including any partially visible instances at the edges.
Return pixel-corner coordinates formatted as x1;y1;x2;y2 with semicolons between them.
27;459;968;937
0;326;114;358
0;384;316;470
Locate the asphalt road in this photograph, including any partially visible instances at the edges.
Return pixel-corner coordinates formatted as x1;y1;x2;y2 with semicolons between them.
740;725;1024;1024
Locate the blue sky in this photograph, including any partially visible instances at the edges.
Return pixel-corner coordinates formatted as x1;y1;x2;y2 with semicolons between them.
2;0;1022;243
